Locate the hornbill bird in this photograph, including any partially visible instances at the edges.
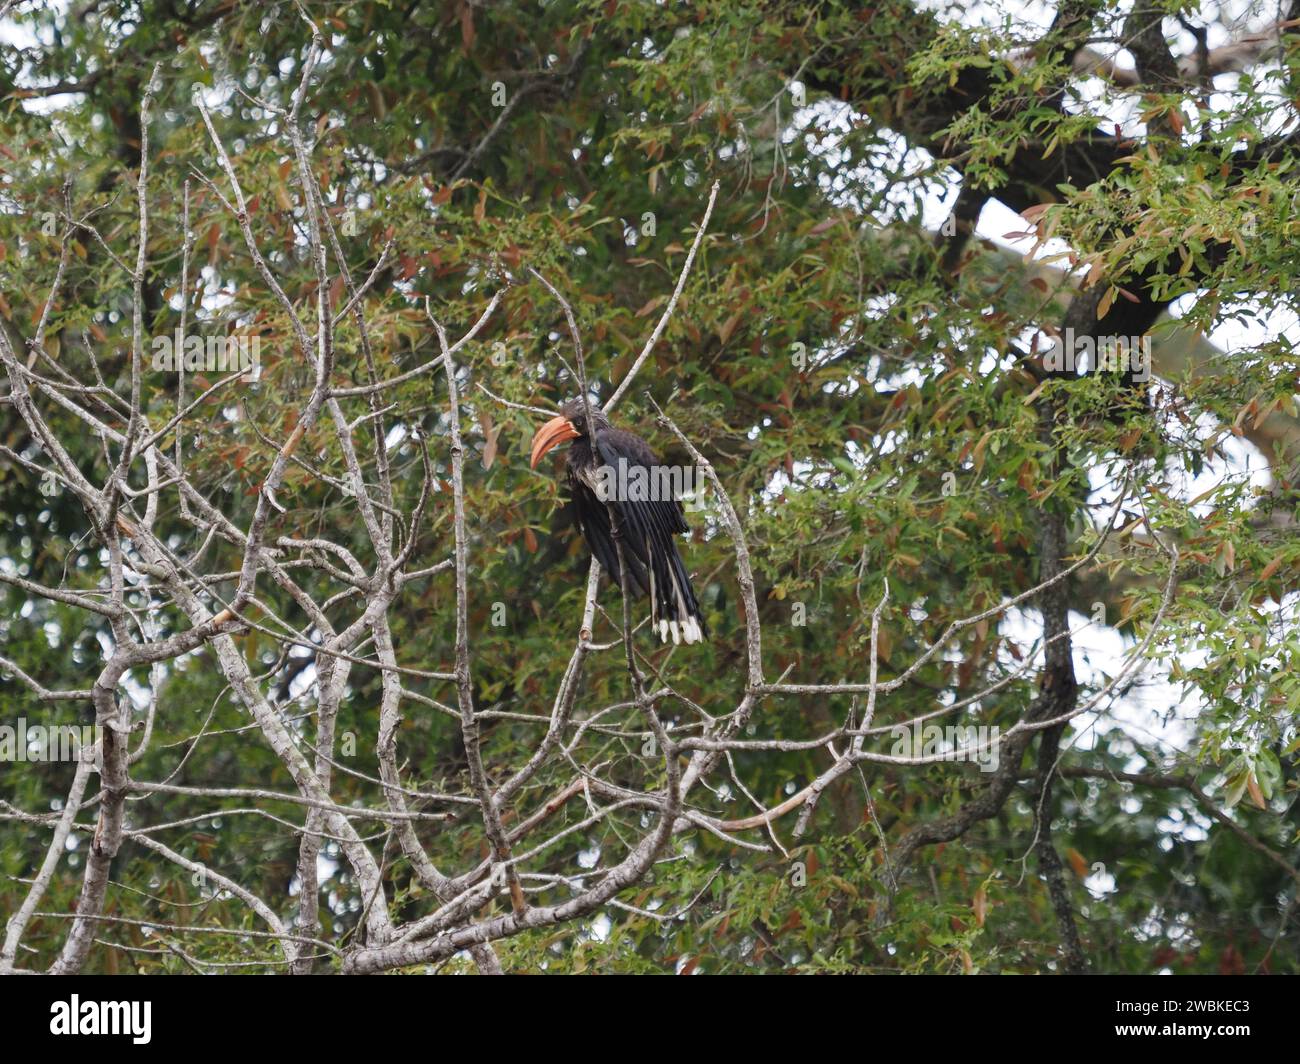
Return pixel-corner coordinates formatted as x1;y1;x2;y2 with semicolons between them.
530;399;707;645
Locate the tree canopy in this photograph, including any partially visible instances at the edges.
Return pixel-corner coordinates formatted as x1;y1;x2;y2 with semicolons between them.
0;0;1297;975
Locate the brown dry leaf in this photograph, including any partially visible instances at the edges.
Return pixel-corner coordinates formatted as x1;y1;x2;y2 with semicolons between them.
1259;552;1286;581
458;1;475;51
875;624;893;663
1246;772;1266;810
479;409;499;470
717;309;744;346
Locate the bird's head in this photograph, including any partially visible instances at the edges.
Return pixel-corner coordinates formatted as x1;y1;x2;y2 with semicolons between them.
529;399;607;468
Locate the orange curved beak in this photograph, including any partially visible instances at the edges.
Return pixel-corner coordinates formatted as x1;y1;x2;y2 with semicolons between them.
529;414;580;469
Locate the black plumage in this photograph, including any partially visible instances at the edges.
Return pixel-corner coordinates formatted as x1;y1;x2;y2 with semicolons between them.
531;400;707;645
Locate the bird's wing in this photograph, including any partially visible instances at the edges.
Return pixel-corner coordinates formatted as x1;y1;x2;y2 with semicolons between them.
592;430;706;644
567;465;649;597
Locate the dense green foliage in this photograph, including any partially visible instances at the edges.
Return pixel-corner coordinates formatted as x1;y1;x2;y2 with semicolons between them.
0;0;1297;974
